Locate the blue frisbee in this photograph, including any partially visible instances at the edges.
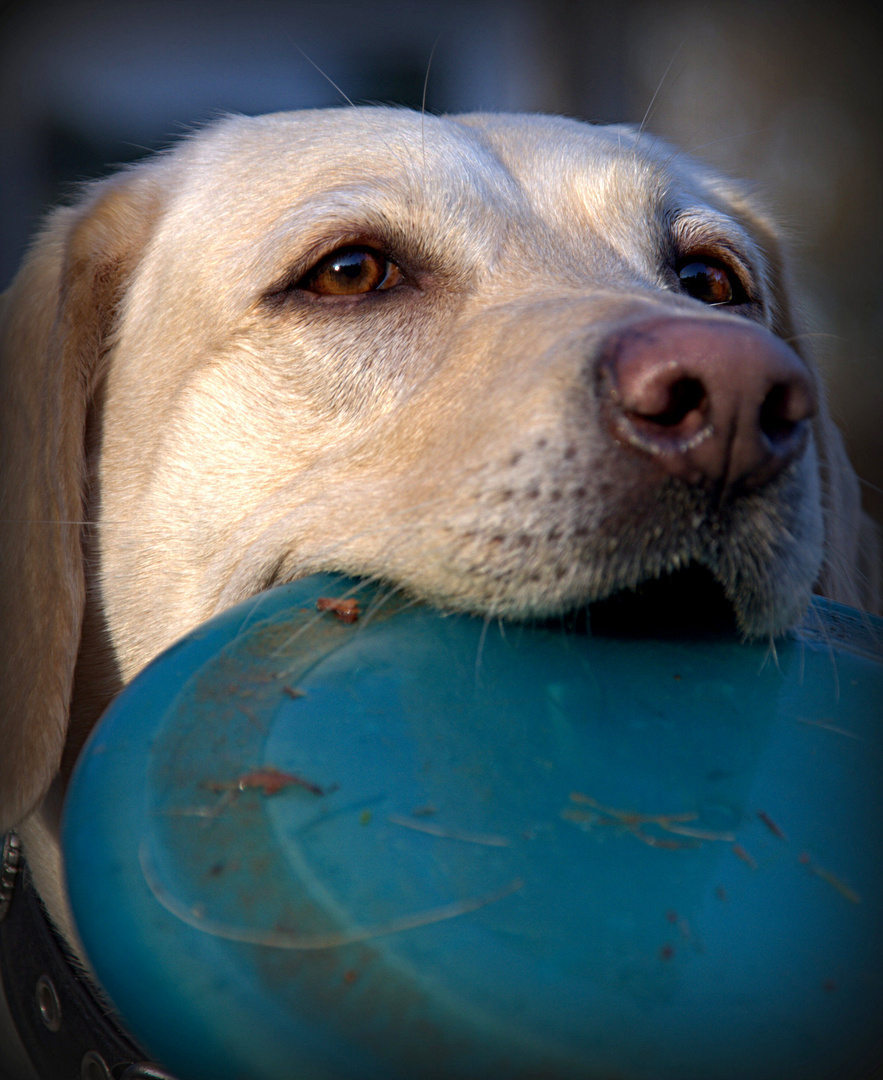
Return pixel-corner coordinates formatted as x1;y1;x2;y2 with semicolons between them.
62;576;883;1079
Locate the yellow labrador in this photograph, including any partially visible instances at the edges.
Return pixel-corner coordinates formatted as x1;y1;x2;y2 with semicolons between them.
0;107;879;1075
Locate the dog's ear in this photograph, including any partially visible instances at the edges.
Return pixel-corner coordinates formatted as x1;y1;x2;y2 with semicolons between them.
732;195;881;615
0;168;163;829
814;404;882;613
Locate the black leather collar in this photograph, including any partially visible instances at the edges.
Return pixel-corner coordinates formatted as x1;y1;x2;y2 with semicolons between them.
0;831;176;1080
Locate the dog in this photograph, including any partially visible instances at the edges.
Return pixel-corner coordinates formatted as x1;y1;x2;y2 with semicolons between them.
1;107;879;1077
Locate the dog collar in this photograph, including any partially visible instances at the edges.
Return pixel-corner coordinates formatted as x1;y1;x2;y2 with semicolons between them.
0;830;177;1080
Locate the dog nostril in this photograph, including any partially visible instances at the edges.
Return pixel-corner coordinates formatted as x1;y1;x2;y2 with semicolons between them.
633;376;706;428
619;370;710;448
759;382;812;442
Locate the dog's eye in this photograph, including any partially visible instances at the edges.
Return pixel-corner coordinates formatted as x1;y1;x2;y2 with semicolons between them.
676;258;741;306
301;246;402;296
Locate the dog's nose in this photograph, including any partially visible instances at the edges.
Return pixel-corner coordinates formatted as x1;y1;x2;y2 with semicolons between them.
602;315;818;489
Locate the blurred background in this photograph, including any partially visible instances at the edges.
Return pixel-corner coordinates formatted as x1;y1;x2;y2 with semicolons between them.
1;0;880;534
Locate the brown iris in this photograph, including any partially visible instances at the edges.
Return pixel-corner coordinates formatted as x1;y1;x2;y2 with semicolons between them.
677;259;738;306
301;246;402;296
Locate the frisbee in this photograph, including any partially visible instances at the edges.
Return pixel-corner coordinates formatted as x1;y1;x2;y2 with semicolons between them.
63;576;883;1079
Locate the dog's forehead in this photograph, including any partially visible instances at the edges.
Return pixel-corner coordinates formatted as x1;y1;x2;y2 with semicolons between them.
179;108;519;210
169;108;716;233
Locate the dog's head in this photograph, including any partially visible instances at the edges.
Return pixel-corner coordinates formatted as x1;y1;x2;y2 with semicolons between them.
1;107;878;829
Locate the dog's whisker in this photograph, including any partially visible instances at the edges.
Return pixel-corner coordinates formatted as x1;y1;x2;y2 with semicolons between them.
799;596;843;701
266;575;416;666
856;476;883;499
781;330;846;347
681;127;773;156
637;38;689;140
659;124;713;172
3;519;125;527
290;41;356;109
420;36;440;176
757;634;781;675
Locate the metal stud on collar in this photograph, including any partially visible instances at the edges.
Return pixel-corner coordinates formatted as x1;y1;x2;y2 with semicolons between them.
0;830;22;922
36;973;63;1031
80;1050;112;1080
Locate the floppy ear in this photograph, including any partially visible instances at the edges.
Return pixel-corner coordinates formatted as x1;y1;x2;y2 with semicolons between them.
0;169;162;829
731;195;881;615
813;402;882;614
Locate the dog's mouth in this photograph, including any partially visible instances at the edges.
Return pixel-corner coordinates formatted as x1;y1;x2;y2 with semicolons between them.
582;564;739;639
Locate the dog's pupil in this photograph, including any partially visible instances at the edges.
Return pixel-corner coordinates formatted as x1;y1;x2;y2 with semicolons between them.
334;252;368;280
678;260;733;305
304;246;389;295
